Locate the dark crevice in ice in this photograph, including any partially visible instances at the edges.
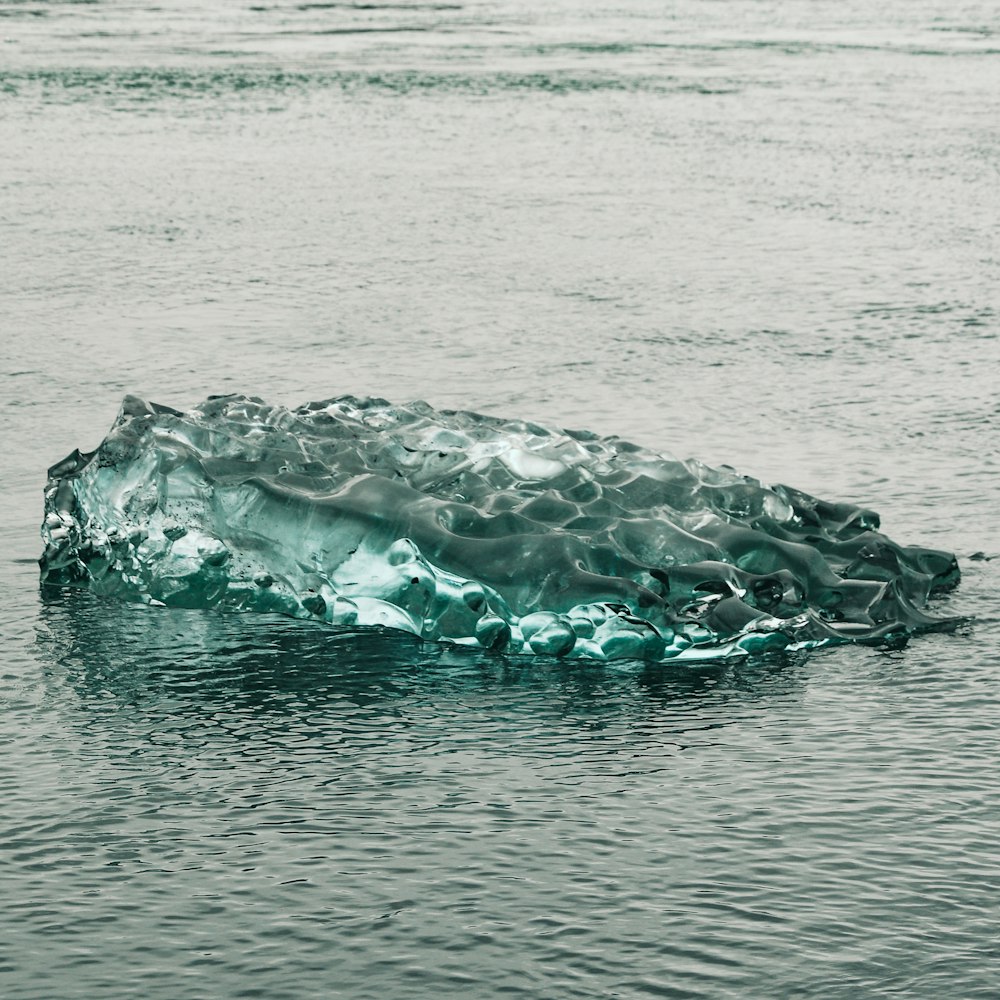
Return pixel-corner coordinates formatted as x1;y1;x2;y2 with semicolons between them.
39;394;961;662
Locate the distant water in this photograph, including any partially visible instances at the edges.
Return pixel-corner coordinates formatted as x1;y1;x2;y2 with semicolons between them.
2;1;999;997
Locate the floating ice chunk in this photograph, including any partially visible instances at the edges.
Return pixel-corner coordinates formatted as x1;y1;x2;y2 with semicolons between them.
39;393;961;663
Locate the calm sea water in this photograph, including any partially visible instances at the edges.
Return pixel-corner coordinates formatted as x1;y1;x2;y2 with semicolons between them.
2;1;999;996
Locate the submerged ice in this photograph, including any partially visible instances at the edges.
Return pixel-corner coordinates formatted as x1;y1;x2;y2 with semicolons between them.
40;394;960;661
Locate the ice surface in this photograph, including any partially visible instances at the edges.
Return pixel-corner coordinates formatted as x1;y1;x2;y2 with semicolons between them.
39;394;960;661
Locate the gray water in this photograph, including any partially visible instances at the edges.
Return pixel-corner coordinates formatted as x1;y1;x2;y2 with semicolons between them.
2;1;999;996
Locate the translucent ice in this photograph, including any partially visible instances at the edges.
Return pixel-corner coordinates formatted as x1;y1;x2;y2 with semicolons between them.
39;394;960;661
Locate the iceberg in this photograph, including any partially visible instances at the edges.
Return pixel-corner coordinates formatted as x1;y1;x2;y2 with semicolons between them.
39;394;960;662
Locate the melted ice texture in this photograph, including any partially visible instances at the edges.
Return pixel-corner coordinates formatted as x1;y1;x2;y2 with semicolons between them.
39;395;960;662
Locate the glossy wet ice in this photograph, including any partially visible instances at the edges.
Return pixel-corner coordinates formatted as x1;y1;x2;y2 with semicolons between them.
40;394;960;661
2;1;999;996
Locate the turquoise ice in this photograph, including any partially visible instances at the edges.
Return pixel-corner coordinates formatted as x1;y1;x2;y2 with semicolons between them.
39;395;960;661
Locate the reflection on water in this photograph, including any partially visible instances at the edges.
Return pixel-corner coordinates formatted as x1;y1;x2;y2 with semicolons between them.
11;589;998;1000
35;588;806;739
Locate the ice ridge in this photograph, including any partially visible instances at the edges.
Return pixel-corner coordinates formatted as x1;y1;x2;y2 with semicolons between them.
39;394;960;662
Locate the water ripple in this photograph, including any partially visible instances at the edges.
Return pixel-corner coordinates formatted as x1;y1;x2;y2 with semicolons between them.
2;0;999;995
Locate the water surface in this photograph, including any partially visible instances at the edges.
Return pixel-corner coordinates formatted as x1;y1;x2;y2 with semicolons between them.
2;1;999;996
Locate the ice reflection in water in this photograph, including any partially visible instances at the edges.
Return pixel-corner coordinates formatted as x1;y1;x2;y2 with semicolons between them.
5;591;993;998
